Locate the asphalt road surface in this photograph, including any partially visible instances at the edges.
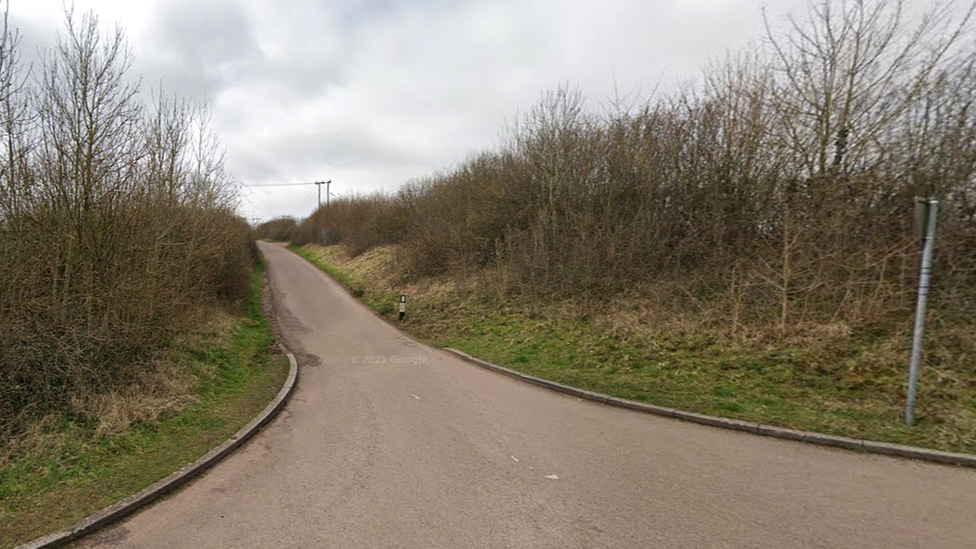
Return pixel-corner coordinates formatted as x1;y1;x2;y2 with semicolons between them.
72;241;976;549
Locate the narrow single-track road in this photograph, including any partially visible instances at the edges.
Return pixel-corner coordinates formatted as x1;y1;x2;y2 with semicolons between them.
72;241;976;548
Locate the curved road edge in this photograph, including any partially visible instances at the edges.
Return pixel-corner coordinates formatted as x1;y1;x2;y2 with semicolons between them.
444;348;976;469
15;347;300;549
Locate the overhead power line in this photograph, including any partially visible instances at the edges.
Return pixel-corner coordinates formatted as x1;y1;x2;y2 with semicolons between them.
315;180;332;207
241;179;334;220
240;182;321;188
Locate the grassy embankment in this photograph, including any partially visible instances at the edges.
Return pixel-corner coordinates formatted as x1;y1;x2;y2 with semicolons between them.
0;260;289;549
292;244;976;456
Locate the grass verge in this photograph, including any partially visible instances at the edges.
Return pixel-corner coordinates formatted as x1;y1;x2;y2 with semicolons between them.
292;243;976;456
288;245;400;315
0;258;289;549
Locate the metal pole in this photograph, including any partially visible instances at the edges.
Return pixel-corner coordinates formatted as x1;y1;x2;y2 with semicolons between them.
905;198;938;426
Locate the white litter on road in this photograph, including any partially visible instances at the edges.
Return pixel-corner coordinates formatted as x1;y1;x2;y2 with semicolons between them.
410;394;420;400
544;474;559;480
511;456;519;462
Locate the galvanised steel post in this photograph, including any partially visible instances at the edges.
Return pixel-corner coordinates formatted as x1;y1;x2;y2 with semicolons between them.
905;198;938;427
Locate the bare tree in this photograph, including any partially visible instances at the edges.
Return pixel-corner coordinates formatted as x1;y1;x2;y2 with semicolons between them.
0;7;254;444
143;87;191;202
0;0;30;222
763;0;974;179
34;9;144;323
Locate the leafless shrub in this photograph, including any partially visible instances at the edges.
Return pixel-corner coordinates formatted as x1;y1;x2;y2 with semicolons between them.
292;1;975;391
0;8;252;444
255;216;298;241
292;191;408;257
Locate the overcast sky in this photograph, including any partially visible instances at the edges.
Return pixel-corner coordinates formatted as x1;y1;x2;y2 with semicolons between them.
9;0;846;222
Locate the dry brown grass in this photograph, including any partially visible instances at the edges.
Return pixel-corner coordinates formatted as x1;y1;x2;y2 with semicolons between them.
289;1;975;365
68;359;197;438
0;10;254;445
283;1;976;449
1;264;285;548
302;244;976;454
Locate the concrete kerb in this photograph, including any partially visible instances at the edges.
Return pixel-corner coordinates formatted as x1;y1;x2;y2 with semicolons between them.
16;346;300;549
444;347;976;469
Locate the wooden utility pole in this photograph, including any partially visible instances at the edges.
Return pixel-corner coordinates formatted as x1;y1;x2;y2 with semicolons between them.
315;180;332;208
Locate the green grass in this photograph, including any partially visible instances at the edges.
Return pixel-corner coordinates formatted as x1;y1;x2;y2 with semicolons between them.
292;244;976;457
436;314;976;453
289;245;400;316
0;259;289;549
290;245;360;288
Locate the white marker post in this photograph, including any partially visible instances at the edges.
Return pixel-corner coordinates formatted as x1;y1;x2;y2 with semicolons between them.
399;294;406;321
905;198;938;427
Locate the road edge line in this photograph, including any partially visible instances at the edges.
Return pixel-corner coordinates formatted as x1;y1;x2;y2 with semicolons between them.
15;346;300;549
443;348;976;468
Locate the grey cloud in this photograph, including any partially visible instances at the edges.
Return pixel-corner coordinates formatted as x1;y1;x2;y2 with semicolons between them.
7;15;56;63
231;1;352;99
229;125;421;182
140;0;263;98
13;0;833;223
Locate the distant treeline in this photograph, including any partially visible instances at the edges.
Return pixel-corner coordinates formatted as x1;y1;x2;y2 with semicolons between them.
0;11;254;440
255;216;298;242
288;0;975;344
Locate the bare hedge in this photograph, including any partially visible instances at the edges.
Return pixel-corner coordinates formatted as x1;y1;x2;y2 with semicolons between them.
0;10;253;438
294;0;976;341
